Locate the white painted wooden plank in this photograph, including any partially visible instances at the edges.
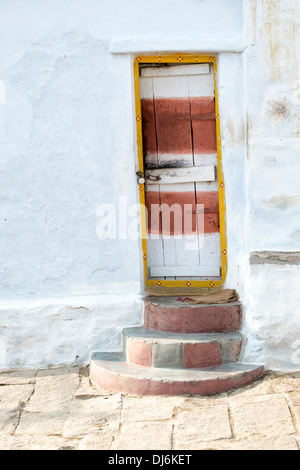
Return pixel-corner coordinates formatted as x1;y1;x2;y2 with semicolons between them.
146;181;218;193
150;265;220;277
199;233;221;267
175;236;200;266
174;180;200;279
195;155;218;191
162;237;176;266
144;154;158;169
188;72;215;98
162;237;176;279
158;182;194;192
194;153;218;166
146;165;215;185
147;238;164;266
149;182;197;193
141;64;210;78
195;181;218;192
145;183;160;192
152;75;189;98
156;154;193;168
140;76;154;99
147;153;218;170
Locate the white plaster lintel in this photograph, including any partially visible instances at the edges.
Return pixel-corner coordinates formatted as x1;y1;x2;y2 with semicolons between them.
110;37;247;55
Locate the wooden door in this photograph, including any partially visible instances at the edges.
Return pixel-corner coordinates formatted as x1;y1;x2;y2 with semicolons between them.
135;57;226;292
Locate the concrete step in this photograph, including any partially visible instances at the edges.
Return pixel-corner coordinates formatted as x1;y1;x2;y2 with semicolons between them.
144;296;242;333
90;352;265;396
123;327;243;369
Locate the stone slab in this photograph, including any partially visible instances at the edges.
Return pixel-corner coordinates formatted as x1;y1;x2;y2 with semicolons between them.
121;395;184;423
0;369;37;385
78;431;116;450
112;421;173;450
26;367;80;413
194;435;299;450
173;402;232;448
63;394;122;439
16;410;69;436
229;394;296;437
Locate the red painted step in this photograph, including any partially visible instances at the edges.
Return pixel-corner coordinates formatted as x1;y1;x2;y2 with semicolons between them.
144;297;242;333
90;352;264;396
123;327;243;369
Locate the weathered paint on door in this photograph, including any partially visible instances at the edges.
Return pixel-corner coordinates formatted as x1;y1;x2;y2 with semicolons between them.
134;55;227;294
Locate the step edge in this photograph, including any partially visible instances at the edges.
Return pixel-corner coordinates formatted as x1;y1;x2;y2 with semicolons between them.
90;352;264;379
144;299;242;309
89;359;265;395
122;327;244;343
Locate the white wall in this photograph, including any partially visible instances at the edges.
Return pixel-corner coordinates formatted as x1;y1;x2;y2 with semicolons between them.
0;0;244;368
0;0;243;300
0;0;299;371
241;0;300;370
244;0;300;251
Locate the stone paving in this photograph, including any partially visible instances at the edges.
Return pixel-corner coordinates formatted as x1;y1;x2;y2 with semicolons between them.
0;366;299;450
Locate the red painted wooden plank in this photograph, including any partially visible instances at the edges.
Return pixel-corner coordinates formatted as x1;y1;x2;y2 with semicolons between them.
141;97;217;157
160;190;197;236
145;191;219;235
196;191;219;234
154;98;193;155
141;98;157;161
191;97;217;154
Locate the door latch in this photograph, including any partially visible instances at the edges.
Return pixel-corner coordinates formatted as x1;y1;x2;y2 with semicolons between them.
136;171;161;184
136;171;146;185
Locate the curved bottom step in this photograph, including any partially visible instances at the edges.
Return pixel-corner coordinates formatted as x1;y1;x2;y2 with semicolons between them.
90;352;265;396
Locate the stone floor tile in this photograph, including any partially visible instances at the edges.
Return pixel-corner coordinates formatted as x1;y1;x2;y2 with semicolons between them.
0;369;38;385
63;394;122;439
112;421;173;450
26;368;79;413
229;394;296;437
78;430;116;450
228;378;266;397
16;410;69;436
0;434;79;450
173;402;232;449
181;393;229;407
194;435;299;450
75;376;113;398
0;384;35;435
36;366;80;377
0;407;22;436
287;391;300;432
0;384;34;408
121;395;184;423
264;376;300;394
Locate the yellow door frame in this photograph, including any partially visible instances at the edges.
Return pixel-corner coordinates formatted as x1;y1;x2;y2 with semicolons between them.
134;53;227;296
